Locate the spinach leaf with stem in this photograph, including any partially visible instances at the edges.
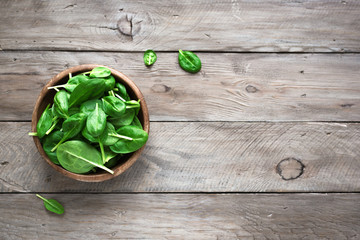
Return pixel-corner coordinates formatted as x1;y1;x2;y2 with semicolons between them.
42;131;64;165
51;113;87;152
143;50;157;66
102;96;126;117
53;90;70;119
57;140;114;174
36;104;53;138
48;75;89;93
114;82;130;101
69;78;106;107
178;49;201;73
36;194;64;215
110;126;148;154
99;122;120;146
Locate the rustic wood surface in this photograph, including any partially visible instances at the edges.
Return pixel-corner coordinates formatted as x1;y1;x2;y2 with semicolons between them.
1;52;360;121
0;1;359;52
1;122;359;193
1;193;359;240
0;0;359;239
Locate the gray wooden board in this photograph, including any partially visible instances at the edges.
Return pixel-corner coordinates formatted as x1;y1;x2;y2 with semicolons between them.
1;52;359;121
1;122;359;193
0;0;359;52
0;193;359;240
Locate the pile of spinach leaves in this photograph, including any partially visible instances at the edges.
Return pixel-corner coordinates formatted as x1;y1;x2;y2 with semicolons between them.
30;67;148;175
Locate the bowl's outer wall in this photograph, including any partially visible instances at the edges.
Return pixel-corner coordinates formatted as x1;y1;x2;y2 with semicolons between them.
31;64;150;182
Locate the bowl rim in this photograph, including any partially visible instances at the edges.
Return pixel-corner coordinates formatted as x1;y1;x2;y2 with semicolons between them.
31;64;150;182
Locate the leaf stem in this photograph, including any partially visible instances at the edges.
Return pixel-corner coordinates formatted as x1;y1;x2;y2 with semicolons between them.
48;84;66;90
82;71;91;75
69;73;72;79
109;133;133;141
98;139;106;164
51;136;66;152
36;194;47;202
46;117;59;135
108;90;115;97
115;93;126;102
28;132;38;136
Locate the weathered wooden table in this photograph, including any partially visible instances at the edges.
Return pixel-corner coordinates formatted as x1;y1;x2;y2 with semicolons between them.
1;1;359;239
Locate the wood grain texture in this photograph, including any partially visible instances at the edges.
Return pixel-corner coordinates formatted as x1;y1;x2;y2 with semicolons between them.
1;52;359;121
1;122;359;193
0;193;359;240
0;0;359;52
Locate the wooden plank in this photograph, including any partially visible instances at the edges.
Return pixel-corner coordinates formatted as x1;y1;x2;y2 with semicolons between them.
1;52;359;121
0;193;359;239
0;0;359;52
1;122;359;193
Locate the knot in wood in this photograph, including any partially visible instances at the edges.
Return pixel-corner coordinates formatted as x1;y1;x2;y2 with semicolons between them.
151;84;171;93
245;85;258;93
276;158;304;181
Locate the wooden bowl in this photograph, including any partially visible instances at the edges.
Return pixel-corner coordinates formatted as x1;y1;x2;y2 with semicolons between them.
31;64;150;182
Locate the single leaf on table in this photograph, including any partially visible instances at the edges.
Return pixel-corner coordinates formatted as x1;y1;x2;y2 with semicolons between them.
102;96;126;117
80;99;103;116
42;131;64;165
36;194;64;215
53;90;70;119
51;113;87;151
110;126;148;154
86;103;107;137
89;67;111;78
109;109;136;128
143;50;157;66
57;140;114;174
178;49;201;73
36;104;53;138
69;78;106;107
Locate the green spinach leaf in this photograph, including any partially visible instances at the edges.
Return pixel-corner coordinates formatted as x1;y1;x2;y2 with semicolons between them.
80;99;103;116
57;140;114;174
53;90;70;119
51;113;87;151
104;75;116;91
130;116;143;129
86;103;107;137
144;50;157;66
36;194;64;215
42;130;64;165
89;67;111;78
110;126;148;154
178;49;201;73
99;122;119;146
109;109;135;128
69;78;106;107
102;96;126;117
37;104;53;138
114;82;130;101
